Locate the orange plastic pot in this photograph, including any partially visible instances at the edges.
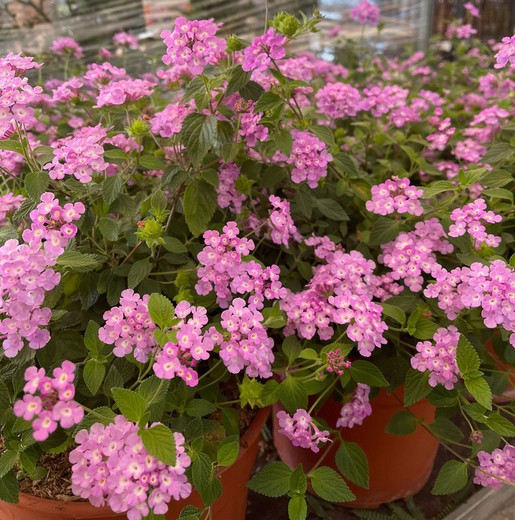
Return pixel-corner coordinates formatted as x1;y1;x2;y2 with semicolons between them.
0;407;269;520
273;388;438;509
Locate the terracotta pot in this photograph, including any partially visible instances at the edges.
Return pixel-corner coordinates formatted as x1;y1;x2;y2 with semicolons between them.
0;407;269;520
273;388;438;509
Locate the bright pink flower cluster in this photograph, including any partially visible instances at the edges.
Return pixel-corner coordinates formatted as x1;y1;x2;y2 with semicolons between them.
150;102;193;138
350;0;380;26
0;239;60;357
427;117;455;151
276;409;331;453
50;37;84;58
14;362;83;441
153;301;221;387
379;219;454;292
304;234;339;260
474;445;515;489
494;35;515;69
464;2;480;18
216;162;247;214
336;384;372;428
453;138;486;163
315;82;361;119
242;28;286;73
0;192;23;225
449;198;502;248
161;17;226;75
70;416;191;519
95;79;155;107
326;349;351;375
238;106;269;147
268;195;300;247
52;77;84;103
288;130;333;188
424;261;515;347
113;32;139;49
0;148;25;175
84;62;127;86
220;298;274;378
99;289;157;362
446;23;477;39
22;192;85;256
282;250;388;356
45;125;109;183
361;85;409;117
366;176;424;216
411;326;460;390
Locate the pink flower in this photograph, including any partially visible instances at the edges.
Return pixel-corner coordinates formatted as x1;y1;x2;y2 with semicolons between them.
113;32;140;50
277;409;331;453
216;162;247;214
150;102;193;138
494;35;515;69
366;176;423;216
316;82;361;119
464;2;480;18
267;195;300;247
474;445;515;489
336;384;372;428
242;28;286;73
350;0;380;26
50;37;84;58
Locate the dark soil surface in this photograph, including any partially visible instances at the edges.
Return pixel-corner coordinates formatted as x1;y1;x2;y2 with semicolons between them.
246;418;476;520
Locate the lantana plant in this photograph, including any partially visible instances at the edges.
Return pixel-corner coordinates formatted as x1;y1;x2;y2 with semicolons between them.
0;5;514;520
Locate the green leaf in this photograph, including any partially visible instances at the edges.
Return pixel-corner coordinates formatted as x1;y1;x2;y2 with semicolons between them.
0;225;18;244
350;360;389;387
139;155;166;170
422;181;455;198
247;461;292;497
191;451;213;495
0;451;17;479
385;411;418;435
139;424;176;466
262;304;287;328
148;293;175;329
181;113;216;166
103;175;122;205
178;505;203;520
485;413;515;436
412;318;439;340
482;142;513;165
98;218;120;241
25;171;50;200
84;320;103;357
104;148;129;160
465;376;492;411
56;252;100;272
315;199;349;221
183;179;218;236
288;495;307;520
432;460;468;495
128;258;153;289
83;359;106;395
0;471;18;503
481;169;513;188
185;399;216;417
278;376;308;413
483;187;513;202
380;303;406;326
335;441;369;489
217;435;240;467
239;80;264;101
273;130;293;156
74;406;115;433
289;465;307;495
332;152;359;177
112;387;146;423
309;467;355;503
282;336;302;364
404;369;432;407
162;237;188;254
456;335;481;377
368;218;400;246
254;92;283;112
226;65;251;95
0;140;23;153
309;125;335;148
428;417;464;443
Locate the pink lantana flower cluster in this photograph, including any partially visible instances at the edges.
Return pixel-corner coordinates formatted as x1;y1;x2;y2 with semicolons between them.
95;78;155;107
379;219;454;292
366;176;424;216
70;416;192;520
242;28;286;72
219;298;274;378
315;82;361;119
425;261;515;347
14;362;83;441
113;31;139;49
449;198;502;248
216;162;247;214
427;117;455;151
474;445;515;490
288;130;333;188
45;125;109;183
22;192;85;256
446;23;477;39
464;2;481;18
336;384;372;428
98;289;157;362
411;326;460;390
267;195;300;247
238;104;269;147
276;409;331;453
150;102;193;138
153;301;221;387
50;37;84;58
326;349;352;375
161;17;226;75
350;0;381;26
304;234;339;260
494;35;515;69
0;192;23;225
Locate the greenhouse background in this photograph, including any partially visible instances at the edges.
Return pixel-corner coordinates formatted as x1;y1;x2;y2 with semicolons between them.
1;0;513;62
